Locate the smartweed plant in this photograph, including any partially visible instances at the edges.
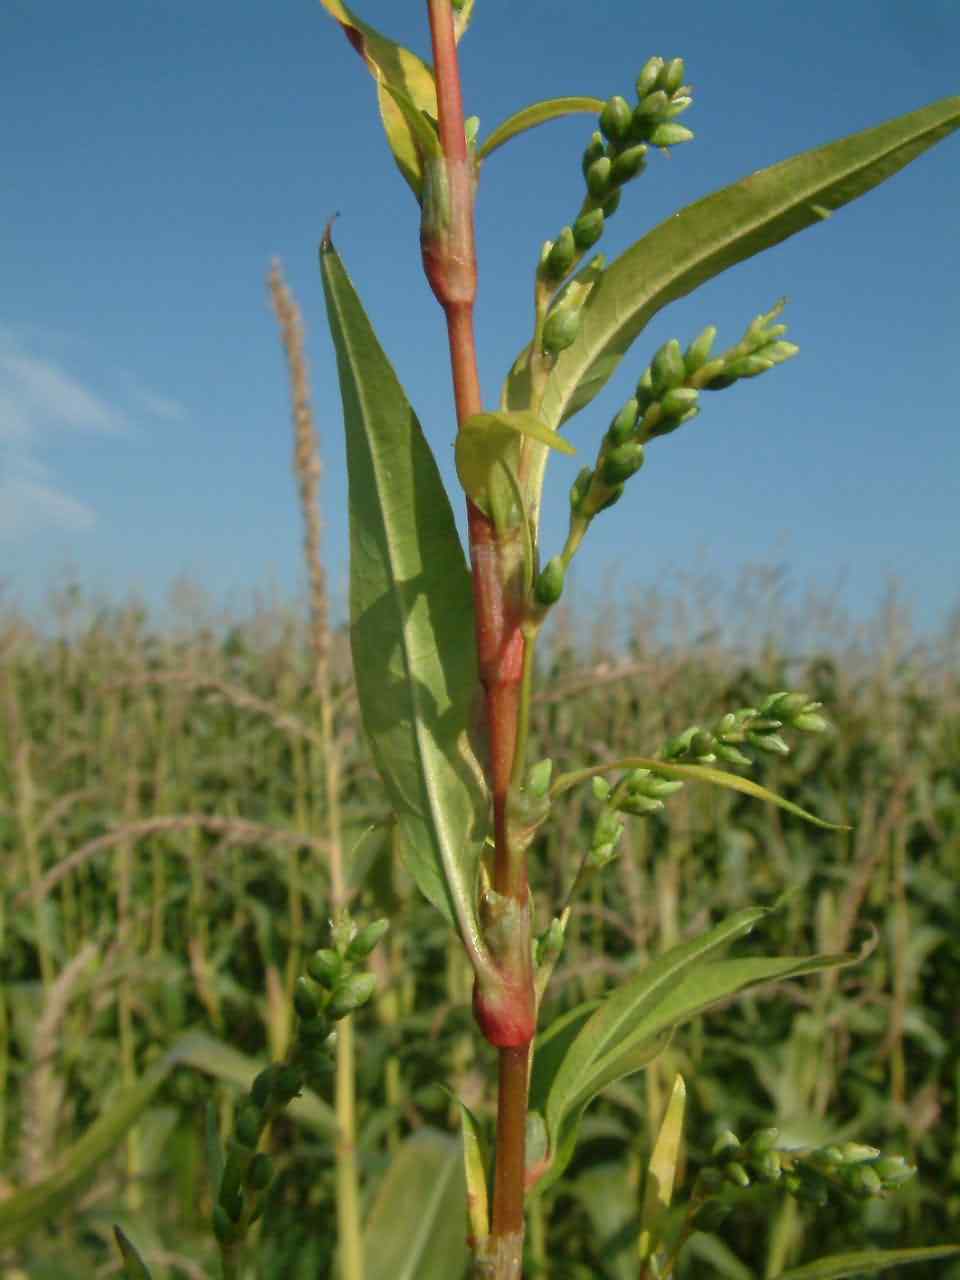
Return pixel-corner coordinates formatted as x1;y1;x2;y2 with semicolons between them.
107;3;960;1278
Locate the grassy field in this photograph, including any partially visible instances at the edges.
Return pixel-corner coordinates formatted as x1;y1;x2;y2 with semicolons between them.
1;582;958;1278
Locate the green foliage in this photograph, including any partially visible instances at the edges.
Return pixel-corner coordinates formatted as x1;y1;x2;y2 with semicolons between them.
319;235;490;962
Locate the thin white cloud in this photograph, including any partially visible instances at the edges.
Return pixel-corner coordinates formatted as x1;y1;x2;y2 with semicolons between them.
0;329;185;539
129;386;188;423
0;455;96;537
0;336;127;441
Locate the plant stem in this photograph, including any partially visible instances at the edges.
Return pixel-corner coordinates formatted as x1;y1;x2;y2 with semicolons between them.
426;4;533;1273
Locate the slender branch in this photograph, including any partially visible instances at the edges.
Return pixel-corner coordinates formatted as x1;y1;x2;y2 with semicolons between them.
426;4;533;1274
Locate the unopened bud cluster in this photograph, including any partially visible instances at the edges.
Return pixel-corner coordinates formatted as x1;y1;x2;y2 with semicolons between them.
538;57;694;301
696;1128;915;1223
586;767;684;868
565;302;798;529
212;918;386;1249
663;690;827;768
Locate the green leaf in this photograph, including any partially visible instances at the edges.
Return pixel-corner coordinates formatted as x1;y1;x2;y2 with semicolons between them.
552;756;848;830
771;1245;960;1279
320;234;491;973
453;0;476;43
170;1029;336;1135
512;97;960;427
451;1094;489;1250
0;1051;175;1249
455;409;575;511
537;908;861;1191
638;1074;686;1261
318;0;438;198
114;1227;153;1280
478;96;605;161
363;1129;469;1280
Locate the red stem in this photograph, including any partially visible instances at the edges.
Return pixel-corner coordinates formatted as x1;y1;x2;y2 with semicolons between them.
426;1;532;1267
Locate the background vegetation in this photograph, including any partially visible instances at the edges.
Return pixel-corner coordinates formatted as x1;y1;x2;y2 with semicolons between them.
2;573;958;1279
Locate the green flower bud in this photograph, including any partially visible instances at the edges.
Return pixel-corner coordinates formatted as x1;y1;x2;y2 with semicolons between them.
684;325;717;373
610;144;648;186
592;481;624;513
635;57;664;99
330;972;377;1019
294;975;323;1021
762;340;799;364
307;948;342;986
528;758;553;798
235;1104;263;1150
659;57;686;95
591;776;611;800
273;1064;304;1101
536;916;566;965
569;466;593;513
635;89;670;119
753;1151;782;1182
660;386;699;419
749;732;791;756
250;1066;276;1109
543;226;576;281
793;713;827;733
715;742;752;767
874;1155;914;1187
633;772;684;799
572;207;605;249
601;188;622;218
689;729;716;759
663;95;693;120
346;918;389;961
542;305;581;356
601;441;645;484
213;1204;239;1244
762;691;806;717
650;339;686;394
608;398;639;445
586;155;613;199
581;130;606;179
599;95;633;144
220;1184;244;1223
725;1162;751;1189
299;1015;332;1046
849;1164;884;1197
712;1130;740;1158
839;1142;881;1164
649;123;694;147
619;794;664;817
747;1127;780;1153
247;1152;273;1191
726;354;773;378
534;556;566;606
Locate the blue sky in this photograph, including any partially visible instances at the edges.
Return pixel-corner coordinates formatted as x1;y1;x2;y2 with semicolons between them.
3;1;958;638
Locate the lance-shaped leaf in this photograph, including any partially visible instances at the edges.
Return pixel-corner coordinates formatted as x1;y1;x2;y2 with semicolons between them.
771;1245;960;1280
506;97;960;427
455;409;575;515
318;0;438;198
551;756;848;830
114;1228;153;1280
363;1129;469;1280
638;1074;687;1263
320;231;492;978
478;96;605;161
0;1049;178;1248
533;907;862;1190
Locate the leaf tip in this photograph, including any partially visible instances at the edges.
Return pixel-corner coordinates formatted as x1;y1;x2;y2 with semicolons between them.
320;212;341;254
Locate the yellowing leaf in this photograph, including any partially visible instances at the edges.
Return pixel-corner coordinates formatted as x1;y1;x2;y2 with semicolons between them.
319;0;438;197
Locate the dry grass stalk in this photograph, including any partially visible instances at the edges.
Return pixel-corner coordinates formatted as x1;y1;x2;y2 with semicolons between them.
23;814;331;904
268;259;329;697
21;942;98;1184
